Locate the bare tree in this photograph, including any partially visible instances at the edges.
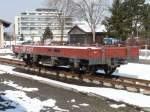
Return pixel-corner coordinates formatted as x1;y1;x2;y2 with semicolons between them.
75;0;107;43
47;0;76;43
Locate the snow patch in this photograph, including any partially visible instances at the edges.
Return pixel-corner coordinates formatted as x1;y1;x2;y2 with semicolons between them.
42;99;56;107
0;90;67;112
1;80;38;92
79;103;89;107
72;105;80;108
53;106;69;112
71;99;76;103
110;104;126;109
114;63;150;80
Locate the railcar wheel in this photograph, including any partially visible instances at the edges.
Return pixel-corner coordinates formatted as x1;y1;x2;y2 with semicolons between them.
90;66;97;75
104;65;117;75
22;54;33;66
14;53;18;57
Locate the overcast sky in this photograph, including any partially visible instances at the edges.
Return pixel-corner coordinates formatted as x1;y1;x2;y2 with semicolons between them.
0;0;148;31
0;0;46;31
0;0;46;22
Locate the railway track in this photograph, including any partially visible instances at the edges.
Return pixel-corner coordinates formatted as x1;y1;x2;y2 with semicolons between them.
0;57;150;95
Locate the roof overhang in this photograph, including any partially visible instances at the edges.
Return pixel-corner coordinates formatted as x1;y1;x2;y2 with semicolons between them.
0;19;11;27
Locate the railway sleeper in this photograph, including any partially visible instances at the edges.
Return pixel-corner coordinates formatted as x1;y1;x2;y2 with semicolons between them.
40;69;47;74
83;78;92;83
34;68;39;72
103;82;113;87
140;89;150;95
126;86;139;92
114;84;125;89
74;76;80;80
59;73;65;78
66;75;73;79
123;80;135;84
49;71;57;76
24;67;29;70
136;82;149;86
92;80;102;85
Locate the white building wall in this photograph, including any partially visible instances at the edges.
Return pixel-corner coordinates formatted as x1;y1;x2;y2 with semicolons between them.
15;9;73;42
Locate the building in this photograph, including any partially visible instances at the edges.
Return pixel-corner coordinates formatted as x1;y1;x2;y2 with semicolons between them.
0;19;11;48
68;24;106;45
15;8;74;42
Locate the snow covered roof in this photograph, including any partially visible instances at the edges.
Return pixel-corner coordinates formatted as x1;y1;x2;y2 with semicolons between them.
77;24;106;33
70;21;106;33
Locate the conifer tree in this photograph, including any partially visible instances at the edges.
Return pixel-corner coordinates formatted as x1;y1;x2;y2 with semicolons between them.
103;0;129;40
103;0;146;40
42;27;53;44
123;0;145;37
142;3;150;39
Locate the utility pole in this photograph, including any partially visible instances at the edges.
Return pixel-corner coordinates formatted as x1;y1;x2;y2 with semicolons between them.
13;24;16;45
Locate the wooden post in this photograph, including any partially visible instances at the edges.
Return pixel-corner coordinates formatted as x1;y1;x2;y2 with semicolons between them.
0;22;4;48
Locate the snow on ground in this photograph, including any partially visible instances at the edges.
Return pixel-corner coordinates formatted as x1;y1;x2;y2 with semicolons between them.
139;49;150;60
113;63;150;80
2;80;38;92
0;55;15;60
0;75;69;112
0;48;13;54
0;90;69;112
0;64;150;109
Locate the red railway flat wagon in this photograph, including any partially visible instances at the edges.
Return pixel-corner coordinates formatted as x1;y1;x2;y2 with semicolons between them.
12;45;139;74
